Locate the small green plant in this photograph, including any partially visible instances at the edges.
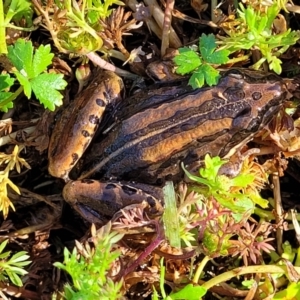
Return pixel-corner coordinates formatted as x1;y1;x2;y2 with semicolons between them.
0;39;66;217
0;74;15;112
1;39;67;112
218;2;300;74
171;154;273;261
54;223;124;300
182;154;268;220
0;239;31;292
152;258;207;300
174;34;230;88
174;2;300;88
32;0;138;76
33;0;124;54
273;282;300;299
0;0;34;53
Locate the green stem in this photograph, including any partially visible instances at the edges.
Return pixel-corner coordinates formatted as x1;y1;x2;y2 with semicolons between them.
254;207;275;220
107;49;126;62
1;86;24;110
295;247;300;267
160;258;167;298
201;264;298;290
193;256;210;283
211;0;218;24
226;55;251;65
0;0;7;54
5;23;35;32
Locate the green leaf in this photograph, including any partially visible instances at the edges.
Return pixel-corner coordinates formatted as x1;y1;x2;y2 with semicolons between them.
189;65;221;88
230;196;254;221
182;163;210;186
209;49;230;65
169;284;207;299
231;174;255;188
163;181;180;248
6;39;67;110
7;39;33;77
174;34;229;89
274;282;300;299
201;65;221;86
174;48;202;75
199;34;216;59
0;74;14;90
6;270;22;286
0;95;13;112
31;73;66;110
32;44;54;77
4;0;32;24
244;5;256;31
0;75;14;112
5;265;28;275
54;223;123;298
15;72;31;98
8;40;55;79
11;2;33;27
0;240;9;254
250;193;269;208
269;56;282;74
0;74;14;112
7;40;67;110
199;34;230;64
256;15;268;35
203;230;231;255
8;251;31;264
0;252;11;260
189;70;204;88
266;3;280;29
201;154;225;179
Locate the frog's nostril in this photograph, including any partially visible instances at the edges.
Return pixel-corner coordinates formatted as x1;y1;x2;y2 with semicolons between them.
252;92;262;100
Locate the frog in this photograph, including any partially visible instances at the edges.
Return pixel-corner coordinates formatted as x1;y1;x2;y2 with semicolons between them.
48;68;288;223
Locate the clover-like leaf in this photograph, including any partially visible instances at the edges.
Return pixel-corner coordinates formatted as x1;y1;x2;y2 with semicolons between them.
31;73;65;111
7;39;67;111
189;65;221;88
174;48;202;75
199;34;230;65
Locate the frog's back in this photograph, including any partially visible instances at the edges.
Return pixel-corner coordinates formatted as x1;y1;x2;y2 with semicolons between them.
82;70;287;183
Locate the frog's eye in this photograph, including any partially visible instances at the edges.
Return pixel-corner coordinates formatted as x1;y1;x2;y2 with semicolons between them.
223;87;245;101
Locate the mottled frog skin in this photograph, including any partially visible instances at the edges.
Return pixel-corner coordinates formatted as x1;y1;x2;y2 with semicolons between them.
48;71;124;180
48;68;288;223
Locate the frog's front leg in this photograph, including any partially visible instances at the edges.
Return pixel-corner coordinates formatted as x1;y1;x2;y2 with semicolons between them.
63;179;164;224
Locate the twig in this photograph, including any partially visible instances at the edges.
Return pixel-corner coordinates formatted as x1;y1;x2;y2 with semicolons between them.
161;0;175;57
272;172;283;255
0;126;36;147
144;0;181;48
86;52;138;79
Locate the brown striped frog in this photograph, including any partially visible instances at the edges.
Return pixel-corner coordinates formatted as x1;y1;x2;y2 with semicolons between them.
48;68;288;223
